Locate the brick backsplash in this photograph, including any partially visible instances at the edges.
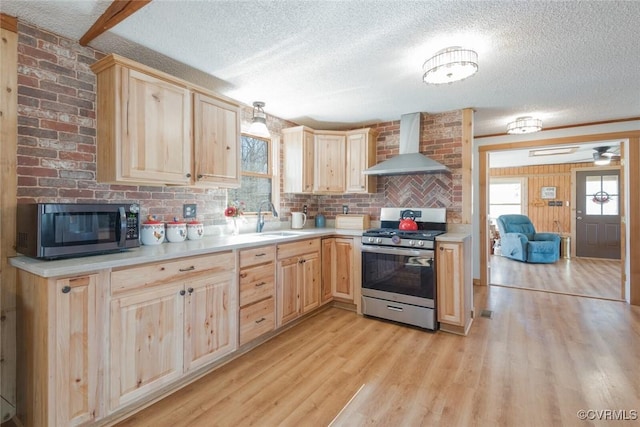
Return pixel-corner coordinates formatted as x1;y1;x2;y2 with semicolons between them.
15;20;462;228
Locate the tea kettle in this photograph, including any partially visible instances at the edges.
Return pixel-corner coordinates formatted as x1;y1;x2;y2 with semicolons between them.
399;210;418;231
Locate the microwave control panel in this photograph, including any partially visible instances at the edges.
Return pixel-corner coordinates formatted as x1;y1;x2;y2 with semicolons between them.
126;212;139;240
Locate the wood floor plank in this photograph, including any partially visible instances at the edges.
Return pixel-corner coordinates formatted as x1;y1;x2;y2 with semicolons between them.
116;286;640;427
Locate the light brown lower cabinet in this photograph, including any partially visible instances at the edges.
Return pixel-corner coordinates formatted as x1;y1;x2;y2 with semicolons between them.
239;245;276;346
436;237;473;335
16;270;107;427
109;252;237;412
321;237;354;302
276;239;321;327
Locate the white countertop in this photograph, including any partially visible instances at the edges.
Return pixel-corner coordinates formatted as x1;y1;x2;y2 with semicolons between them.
9;228;363;278
436;232;471;243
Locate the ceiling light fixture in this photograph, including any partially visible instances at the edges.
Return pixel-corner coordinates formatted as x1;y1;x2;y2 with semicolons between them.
506;116;543;134
593;152;611;166
422;46;478;85
248;101;270;137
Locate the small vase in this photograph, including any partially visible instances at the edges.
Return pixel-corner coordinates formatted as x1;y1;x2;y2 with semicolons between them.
229;217;239;235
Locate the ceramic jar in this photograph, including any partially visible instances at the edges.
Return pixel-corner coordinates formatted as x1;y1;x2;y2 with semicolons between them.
166;220;187;243
187;221;204;240
140;217;165;245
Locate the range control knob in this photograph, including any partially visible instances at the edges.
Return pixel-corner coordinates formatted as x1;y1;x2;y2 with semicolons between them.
391;235;401;244
418;240;424;247
409;240;415;246
376;238;382;244
368;237;374;243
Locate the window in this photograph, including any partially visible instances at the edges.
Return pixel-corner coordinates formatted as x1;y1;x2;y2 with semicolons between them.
489;178;527;223
585;174;619;216
228;135;277;213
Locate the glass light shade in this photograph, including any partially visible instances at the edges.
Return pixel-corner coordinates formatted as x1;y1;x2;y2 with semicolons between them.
593;153;611;166
423;47;478;85
506;116;543;134
249;101;270;137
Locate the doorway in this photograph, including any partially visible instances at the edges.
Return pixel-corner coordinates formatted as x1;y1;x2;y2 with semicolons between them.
480;139;627;301
575;170;621;259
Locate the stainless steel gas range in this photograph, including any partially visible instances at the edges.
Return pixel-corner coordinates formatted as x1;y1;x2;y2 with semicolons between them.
361;207;446;330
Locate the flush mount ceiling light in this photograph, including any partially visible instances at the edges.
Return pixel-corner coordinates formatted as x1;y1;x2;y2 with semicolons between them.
506;116;543;134
248;101;270;137
593;152;611;166
422;46;478;85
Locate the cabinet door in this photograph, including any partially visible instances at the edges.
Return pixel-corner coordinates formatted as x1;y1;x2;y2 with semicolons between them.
301;251;321;313
437;242;463;326
184;273;237;372
193;92;240;188
283;128;314;193
333;238;354;300
277;257;300;326
109;284;184;410
321;238;334;303
122;68;192;184
54;275;99;426
314;133;346;193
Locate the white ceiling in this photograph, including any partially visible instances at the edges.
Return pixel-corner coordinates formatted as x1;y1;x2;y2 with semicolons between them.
489;141;621;168
2;0;639;136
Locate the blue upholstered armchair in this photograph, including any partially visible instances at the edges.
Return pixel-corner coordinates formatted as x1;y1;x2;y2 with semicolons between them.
496;214;561;263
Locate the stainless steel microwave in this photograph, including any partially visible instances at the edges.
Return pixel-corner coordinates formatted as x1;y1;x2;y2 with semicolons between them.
16;203;140;259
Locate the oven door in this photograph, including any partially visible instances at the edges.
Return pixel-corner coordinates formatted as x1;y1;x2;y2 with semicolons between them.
361;245;435;307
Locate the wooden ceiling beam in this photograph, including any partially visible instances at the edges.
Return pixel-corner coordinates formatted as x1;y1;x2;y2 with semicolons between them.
79;0;151;46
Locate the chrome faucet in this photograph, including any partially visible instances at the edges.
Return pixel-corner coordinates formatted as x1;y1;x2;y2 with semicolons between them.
256;200;278;232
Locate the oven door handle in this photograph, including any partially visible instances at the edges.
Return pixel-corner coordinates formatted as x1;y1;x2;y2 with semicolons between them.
361;245;433;257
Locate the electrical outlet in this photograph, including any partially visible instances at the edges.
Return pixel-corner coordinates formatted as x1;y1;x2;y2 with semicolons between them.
303;205;308;214
183;204;197;218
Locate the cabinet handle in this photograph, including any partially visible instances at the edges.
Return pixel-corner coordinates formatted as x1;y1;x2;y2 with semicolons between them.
240;272;248;278
255;253;266;257
387;305;403;312
180;290;186;296
61;286;71;294
255;282;266;287
439;247;444;251
255;317;266;324
179;266;195;272
187;287;194;294
197;174;203;179
186;173;192;178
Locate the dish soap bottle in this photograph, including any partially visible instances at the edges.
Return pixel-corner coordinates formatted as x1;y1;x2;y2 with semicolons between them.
315;213;326;228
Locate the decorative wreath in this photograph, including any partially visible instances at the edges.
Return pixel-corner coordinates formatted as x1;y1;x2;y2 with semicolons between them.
592;191;610;204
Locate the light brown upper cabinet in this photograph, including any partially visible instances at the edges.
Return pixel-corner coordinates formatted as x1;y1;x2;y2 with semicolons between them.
314;132;346;193
346;128;377;193
91;54;240;187
282;126;315;193
282;126;378;194
193;92;241;188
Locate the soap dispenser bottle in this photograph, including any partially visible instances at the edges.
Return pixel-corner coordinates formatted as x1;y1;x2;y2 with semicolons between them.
315;213;326;228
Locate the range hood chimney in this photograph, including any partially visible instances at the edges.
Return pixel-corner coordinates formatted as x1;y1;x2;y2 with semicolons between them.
363;112;449;175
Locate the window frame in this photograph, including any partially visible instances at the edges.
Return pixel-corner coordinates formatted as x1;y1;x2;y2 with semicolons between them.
229;133;279;216
488;177;528;223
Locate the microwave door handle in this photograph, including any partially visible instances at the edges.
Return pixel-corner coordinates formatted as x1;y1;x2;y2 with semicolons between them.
117;207;126;247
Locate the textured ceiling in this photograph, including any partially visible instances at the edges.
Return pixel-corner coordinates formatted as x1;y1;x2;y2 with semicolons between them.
2;0;639;136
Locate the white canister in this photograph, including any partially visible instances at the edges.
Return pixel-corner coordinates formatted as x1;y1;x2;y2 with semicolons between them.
291;212;307;229
166;221;187;243
187;221;204;240
140;219;165;245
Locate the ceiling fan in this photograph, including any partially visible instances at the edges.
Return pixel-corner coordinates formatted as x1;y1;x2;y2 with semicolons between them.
592;146;620;165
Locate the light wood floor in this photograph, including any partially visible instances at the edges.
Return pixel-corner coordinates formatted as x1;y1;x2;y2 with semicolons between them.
490;255;622;300
116;286;640;427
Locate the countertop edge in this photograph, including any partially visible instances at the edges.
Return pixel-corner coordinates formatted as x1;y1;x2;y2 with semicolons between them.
9;228;363;278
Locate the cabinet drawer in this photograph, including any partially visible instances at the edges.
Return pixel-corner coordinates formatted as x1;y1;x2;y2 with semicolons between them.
240;263;275;307
277;238;320;260
111;252;234;295
240;245;275;268
240;297;275;346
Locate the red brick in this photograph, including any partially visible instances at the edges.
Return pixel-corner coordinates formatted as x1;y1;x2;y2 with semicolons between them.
40;80;77;97
40;119;78;133
18;176;37;186
60;151;93;162
17;187;58;197
18;74;39;88
59;189;94;198
17;44;58;63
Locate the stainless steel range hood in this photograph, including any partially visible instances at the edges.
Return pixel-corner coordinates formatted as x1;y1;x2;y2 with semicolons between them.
363;112;449;175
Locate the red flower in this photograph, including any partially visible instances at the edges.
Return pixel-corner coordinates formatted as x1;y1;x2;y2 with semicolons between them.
224;206;237;217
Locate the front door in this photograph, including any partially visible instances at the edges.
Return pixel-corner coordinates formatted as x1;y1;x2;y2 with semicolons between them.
575;170;621;259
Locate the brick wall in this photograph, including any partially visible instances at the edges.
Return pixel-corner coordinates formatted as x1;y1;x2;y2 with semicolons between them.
15;20;462;227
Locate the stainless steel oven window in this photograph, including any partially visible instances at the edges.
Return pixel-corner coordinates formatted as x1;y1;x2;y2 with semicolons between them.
361;246;435;300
